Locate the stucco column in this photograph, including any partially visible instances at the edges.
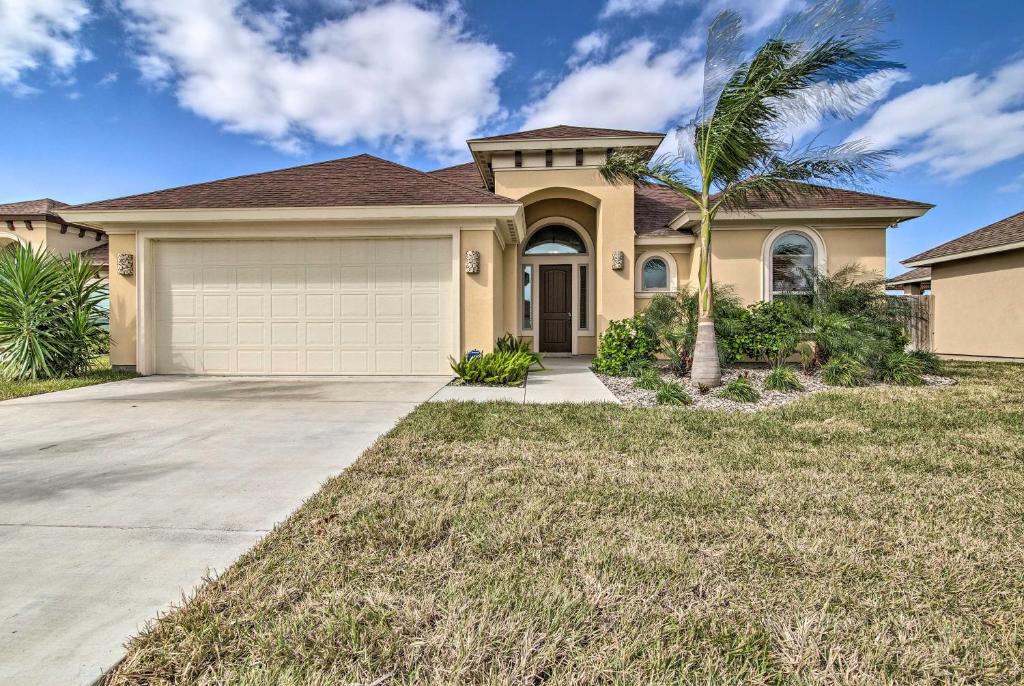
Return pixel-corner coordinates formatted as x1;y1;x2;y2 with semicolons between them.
460;229;504;354
107;233;137;371
595;187;635;332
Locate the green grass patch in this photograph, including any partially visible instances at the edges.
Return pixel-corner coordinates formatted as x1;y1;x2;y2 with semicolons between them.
0;356;135;401
106;362;1024;685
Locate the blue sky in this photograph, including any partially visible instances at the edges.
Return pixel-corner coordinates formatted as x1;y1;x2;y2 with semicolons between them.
1;0;1022;275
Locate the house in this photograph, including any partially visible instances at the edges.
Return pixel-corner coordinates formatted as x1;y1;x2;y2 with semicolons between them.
886;266;931;294
57;125;932;375
898;210;1024;360
0;198;106;257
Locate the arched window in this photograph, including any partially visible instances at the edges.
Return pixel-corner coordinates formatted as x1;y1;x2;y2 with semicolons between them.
641;257;669;290
770;232;815;297
523;225;587;255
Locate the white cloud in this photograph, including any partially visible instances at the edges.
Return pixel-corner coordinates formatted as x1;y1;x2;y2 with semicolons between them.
849;57;1024;179
119;0;507;155
0;0;92;94
569;31;608;66
522;40;703;132
601;0;802;32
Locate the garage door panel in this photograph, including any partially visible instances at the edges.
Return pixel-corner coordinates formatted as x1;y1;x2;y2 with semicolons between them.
153;238;452;375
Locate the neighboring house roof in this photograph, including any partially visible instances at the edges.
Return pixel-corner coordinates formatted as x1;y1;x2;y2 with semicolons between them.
903;210;1024;266
67;154;515;211
79;242;109;266
468;124;664;142
427;162;486;189
886;266;931;287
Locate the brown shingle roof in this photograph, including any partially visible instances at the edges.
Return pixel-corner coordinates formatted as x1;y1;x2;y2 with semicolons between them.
469;124;664;142
713;182;933;211
67;154;515;211
634;184;695;237
0;198;68;216
886;267;931;286
428;162;485;189
903;210;1024;265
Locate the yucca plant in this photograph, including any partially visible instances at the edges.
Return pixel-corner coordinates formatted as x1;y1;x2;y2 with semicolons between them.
449;350;534;386
495;332;544;369
602;0;901;386
719;374;761;403
764;365;803;392
820;353;869;387
875;350;925;386
0;244;108;380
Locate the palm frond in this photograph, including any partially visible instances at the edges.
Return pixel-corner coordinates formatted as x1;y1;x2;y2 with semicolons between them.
600;151;701;205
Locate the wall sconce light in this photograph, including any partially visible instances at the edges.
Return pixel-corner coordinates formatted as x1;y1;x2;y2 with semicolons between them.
117;253;135;277
465;250;481;274
611;250;625;271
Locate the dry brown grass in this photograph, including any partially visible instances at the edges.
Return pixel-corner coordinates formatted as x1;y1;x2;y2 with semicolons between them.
107;362;1024;685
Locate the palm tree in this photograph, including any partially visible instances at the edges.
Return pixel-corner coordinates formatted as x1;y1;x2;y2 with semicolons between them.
601;0;900;386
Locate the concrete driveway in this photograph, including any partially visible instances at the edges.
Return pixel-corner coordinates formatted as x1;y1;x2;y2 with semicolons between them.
0;375;449;685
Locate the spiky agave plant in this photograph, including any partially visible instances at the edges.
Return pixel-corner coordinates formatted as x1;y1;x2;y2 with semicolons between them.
601;0;901;386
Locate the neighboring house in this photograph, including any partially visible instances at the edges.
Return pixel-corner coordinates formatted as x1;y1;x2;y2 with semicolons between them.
886;266;931;294
0;198;106;256
79;241;111;283
57;125;931;375
898;210;1024;360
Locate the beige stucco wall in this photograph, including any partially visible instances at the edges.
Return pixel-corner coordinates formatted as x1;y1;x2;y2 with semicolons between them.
461;229;504;353
495;168;635;334
0;221;102;255
695;226;887;305
107;233;137;368
930;248;1024;358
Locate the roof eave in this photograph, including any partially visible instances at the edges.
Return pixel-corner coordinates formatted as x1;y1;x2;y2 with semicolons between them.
903;239;1024;267
667;205;931;230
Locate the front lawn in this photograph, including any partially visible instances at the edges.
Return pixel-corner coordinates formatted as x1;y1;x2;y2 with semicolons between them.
107;362;1024;684
0;356;135;401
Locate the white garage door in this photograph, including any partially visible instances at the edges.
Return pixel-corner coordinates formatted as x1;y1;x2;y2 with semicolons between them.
152;238;453;375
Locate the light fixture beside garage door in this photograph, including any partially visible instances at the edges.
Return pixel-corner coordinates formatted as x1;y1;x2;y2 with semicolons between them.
465;249;481;274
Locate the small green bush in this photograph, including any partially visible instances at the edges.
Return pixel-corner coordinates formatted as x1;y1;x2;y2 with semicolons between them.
736;300;802;366
719;375;760;402
876;351;925;386
820;353;869;387
909;349;942;374
625;358;653;377
592;317;655;376
656;380;692;406
635;367;662;391
449;350;533;386
764;366;803;392
495;332;544;369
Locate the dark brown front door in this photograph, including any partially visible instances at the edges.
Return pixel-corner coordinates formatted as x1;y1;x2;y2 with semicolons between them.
539;264;572;353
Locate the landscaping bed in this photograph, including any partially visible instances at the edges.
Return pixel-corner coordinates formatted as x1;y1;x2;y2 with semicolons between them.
598;364;956;411
0;356;134;401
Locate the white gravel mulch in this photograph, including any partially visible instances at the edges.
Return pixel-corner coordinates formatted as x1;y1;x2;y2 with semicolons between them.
597;365;956;412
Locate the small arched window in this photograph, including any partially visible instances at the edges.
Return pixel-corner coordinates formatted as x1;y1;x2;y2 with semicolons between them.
770;232;815;297
523;225;587;255
641;257;669;291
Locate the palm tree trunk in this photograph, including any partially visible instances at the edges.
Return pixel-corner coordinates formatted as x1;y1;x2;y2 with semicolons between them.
690;205;722;387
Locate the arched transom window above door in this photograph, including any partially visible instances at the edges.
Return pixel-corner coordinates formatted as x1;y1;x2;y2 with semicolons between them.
523;225;587;255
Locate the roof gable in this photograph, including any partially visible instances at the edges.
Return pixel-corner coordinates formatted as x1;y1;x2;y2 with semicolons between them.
428;162;485;189
904;210;1024;265
469;124;664;142
0;198;68;217
67;154;514;211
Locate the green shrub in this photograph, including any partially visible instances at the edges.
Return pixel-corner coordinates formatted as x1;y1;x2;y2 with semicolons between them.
795;340;817;372
719;375;760;402
820;353;869;387
655;380;692;406
909;349;942;374
592;317;655;376
449;350;533;386
634;367;662;391
764;366;803;392
876;351;925;386
735;300;802;366
495;332;544;369
0;245;108;380
624;358;653;377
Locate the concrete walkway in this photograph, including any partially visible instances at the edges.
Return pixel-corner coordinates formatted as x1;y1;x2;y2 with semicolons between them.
0;374;449;685
429;356;618;404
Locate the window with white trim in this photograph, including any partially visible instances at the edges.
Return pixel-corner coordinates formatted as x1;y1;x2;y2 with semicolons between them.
770;232;815;298
641;256;669;291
